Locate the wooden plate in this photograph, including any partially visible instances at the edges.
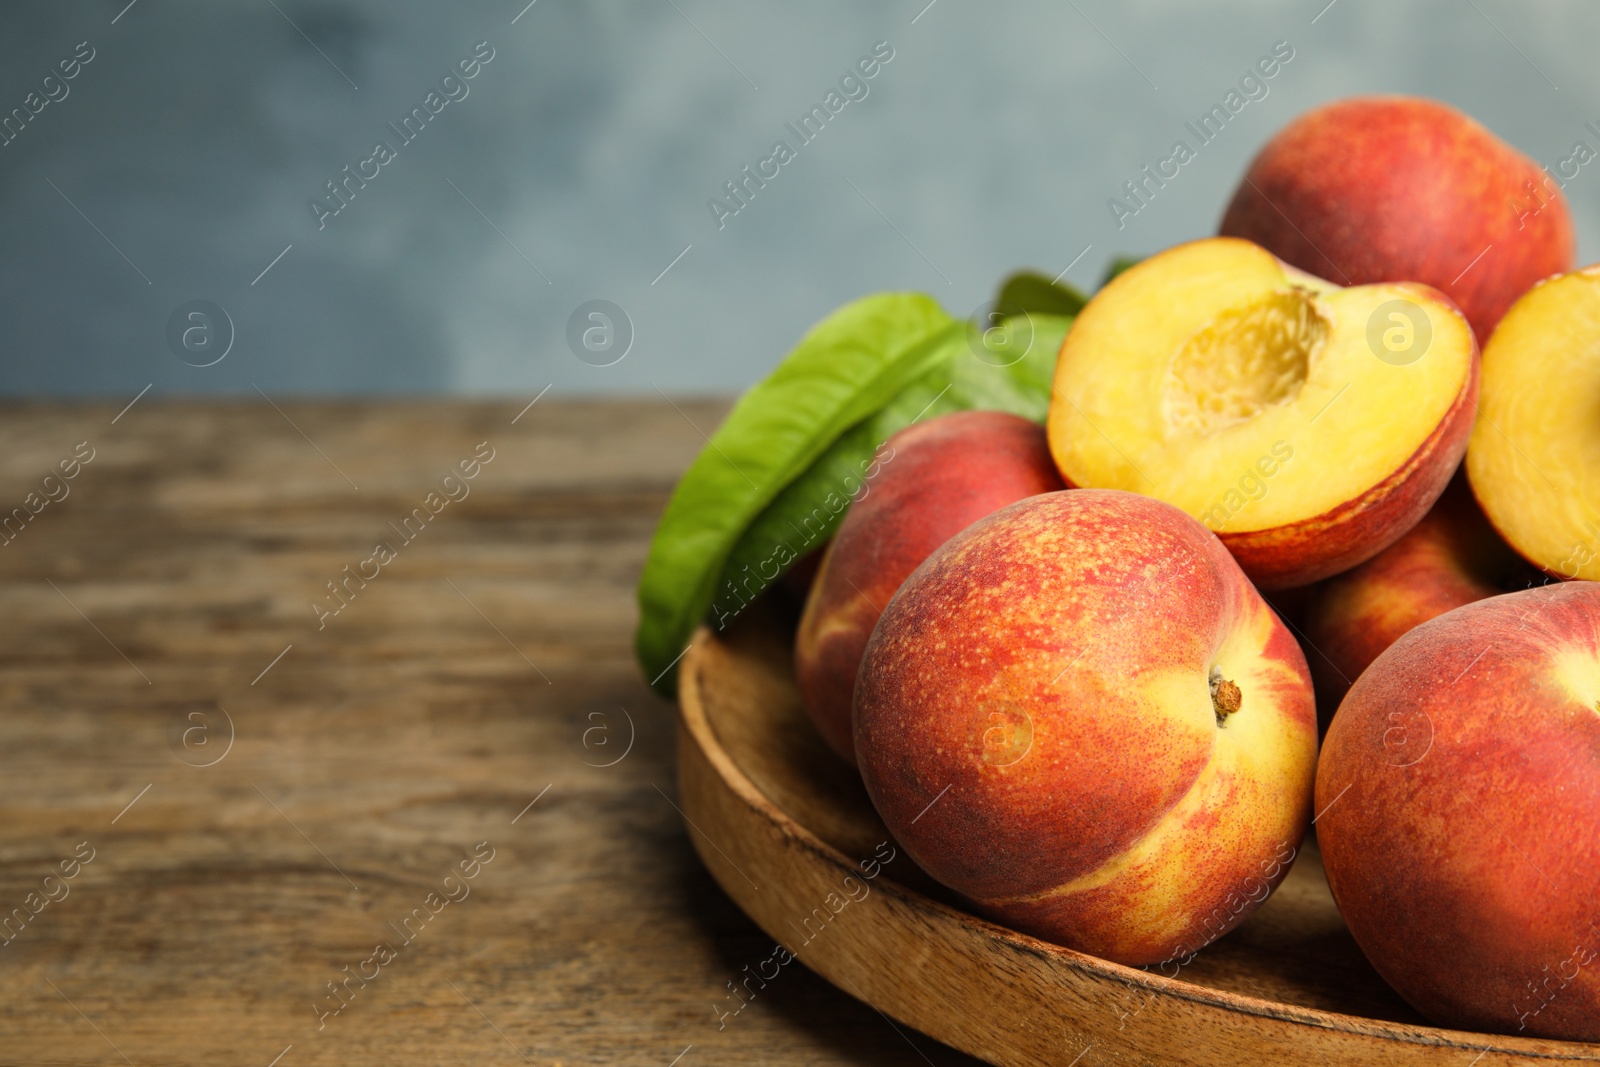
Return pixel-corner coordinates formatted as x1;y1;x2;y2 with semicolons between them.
675;601;1600;1065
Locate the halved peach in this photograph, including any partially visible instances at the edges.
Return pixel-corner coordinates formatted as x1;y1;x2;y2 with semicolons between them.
1466;265;1600;580
1047;237;1479;589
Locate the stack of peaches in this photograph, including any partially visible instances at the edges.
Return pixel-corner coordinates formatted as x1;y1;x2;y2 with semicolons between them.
794;98;1600;1040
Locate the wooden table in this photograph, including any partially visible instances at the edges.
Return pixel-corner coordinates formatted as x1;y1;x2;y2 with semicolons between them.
0;400;981;1067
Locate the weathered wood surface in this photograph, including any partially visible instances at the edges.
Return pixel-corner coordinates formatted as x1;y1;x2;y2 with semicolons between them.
0;399;980;1066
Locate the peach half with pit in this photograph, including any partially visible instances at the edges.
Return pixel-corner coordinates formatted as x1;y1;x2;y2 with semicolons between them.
1046;237;1479;589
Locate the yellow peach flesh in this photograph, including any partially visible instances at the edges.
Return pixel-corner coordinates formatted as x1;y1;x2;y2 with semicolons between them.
1050;238;1474;535
1466;266;1600;580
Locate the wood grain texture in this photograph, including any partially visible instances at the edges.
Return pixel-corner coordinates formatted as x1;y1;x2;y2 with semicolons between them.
0;399;980;1066
681;595;1600;1066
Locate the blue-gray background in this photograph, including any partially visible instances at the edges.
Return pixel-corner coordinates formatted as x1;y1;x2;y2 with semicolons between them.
0;0;1594;397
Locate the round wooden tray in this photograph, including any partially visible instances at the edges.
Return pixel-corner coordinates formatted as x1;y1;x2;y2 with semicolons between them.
675;600;1600;1065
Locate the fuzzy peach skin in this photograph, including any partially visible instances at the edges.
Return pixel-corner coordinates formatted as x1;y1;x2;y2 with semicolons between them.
1316;583;1600;1040
1220;96;1574;341
795;411;1062;764
1303;473;1521;716
855;490;1317;965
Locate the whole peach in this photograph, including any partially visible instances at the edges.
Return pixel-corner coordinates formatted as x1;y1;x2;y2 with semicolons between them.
856;490;1317;965
795;410;1061;765
1221;95;1574;341
1317;583;1600;1039
1304;473;1522;717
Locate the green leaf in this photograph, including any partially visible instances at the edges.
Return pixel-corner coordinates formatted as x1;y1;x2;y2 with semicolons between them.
711;415;891;628
945;311;1073;420
707;312;1074;651
1099;255;1143;288
993;270;1088;319
635;293;955;695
